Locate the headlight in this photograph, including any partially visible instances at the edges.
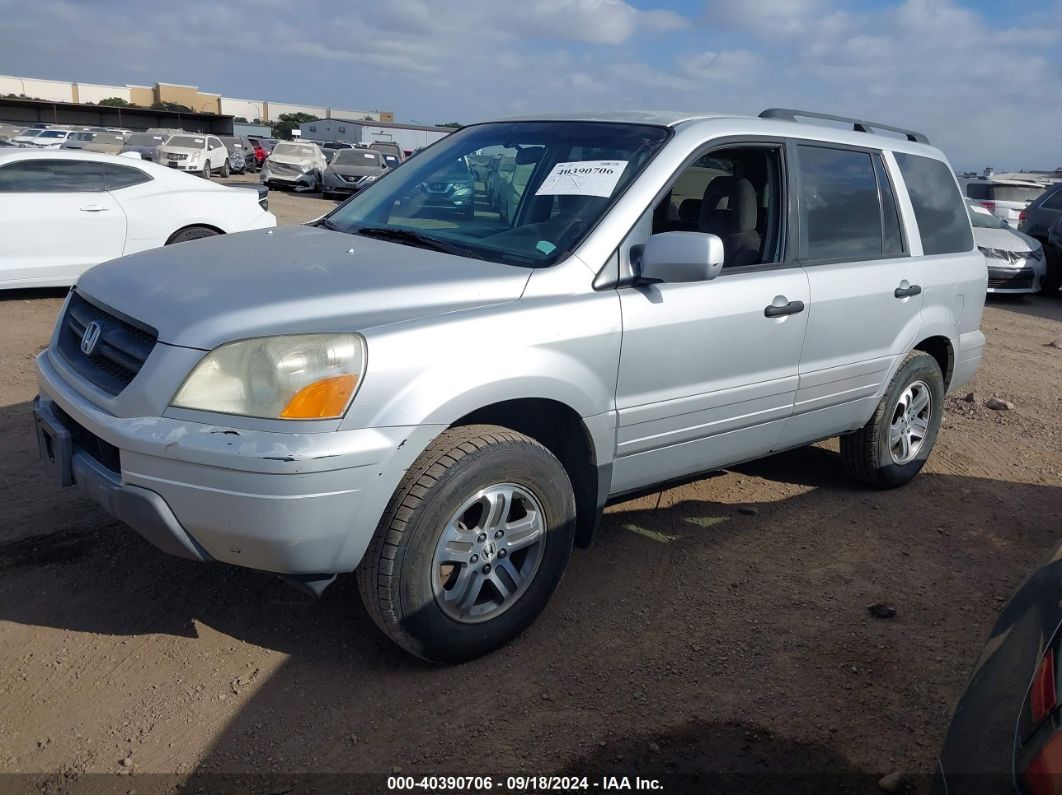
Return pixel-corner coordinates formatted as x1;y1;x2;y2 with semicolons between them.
1028;246;1044;261
298;164;311;173
171;333;367;419
358;175;378;186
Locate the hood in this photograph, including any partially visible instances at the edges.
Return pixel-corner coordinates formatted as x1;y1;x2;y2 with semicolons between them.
75;225;532;350
269;153;318;167
122;144;158;154
158;145;203;155
328;162;386;178
973;225;1039;253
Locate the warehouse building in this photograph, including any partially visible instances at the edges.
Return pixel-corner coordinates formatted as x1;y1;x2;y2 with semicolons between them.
299;119;454;154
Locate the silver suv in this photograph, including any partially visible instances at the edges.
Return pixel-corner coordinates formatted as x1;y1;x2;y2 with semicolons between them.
33;109;986;662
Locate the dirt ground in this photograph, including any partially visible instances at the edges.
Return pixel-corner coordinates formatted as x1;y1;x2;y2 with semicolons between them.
0;185;1060;793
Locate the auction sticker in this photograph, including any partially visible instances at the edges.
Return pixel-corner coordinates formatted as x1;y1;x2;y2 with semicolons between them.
536;160;629;198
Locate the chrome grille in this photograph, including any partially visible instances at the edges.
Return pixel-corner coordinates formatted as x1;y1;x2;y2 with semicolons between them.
56;292;158;396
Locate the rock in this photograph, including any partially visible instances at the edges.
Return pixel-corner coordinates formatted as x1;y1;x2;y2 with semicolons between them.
738;506;759;516
867;603;897;619
984;397;1014;411
119;756;132;768
1046;339;1062;350
962;392;976;402
878;771;905;792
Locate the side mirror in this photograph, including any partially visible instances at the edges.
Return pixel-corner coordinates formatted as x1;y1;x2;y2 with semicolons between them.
638;232;725;284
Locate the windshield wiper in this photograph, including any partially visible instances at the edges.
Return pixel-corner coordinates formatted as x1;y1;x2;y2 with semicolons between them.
313;217;344;231
354;226;486;260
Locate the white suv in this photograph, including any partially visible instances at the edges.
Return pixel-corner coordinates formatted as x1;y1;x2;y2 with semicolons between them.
155;133;230;178
965;178;1047;227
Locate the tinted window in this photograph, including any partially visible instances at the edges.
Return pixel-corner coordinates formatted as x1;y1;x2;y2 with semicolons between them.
965;182;989;200
798;146;882;260
894;153;973;255
874;155;904;255
1041;188;1062;211
0;160;105;192
100;163;151;190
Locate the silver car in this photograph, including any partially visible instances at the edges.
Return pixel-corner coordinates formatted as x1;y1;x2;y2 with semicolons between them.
33;109;986;662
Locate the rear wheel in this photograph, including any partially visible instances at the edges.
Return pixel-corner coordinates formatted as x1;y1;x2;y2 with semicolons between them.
167;226;220;245
840;351;944;489
1040;245;1061;295
357;425;576;663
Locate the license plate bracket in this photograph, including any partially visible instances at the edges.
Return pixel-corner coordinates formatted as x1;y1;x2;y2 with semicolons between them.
33;401;74;487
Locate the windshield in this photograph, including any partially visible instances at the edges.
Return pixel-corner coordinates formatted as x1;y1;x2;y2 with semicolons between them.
73;132;95;141
322;121;670;267
18;129;43;137
37;130;67;139
333;149;381;166
166;135;205;148
273;143;317;158
967;199;1006;229
127;133;166;146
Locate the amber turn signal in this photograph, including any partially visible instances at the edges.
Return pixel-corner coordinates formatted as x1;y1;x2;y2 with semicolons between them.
280;374;358;419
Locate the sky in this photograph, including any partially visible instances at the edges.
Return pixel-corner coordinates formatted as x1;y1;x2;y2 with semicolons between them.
1;0;1059;171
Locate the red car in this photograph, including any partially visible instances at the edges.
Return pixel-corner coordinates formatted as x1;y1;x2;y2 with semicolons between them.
247;137;276;166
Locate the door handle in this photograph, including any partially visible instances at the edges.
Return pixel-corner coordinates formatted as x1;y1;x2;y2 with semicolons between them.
79;204;110;212
764;300;805;318
894;283;922;298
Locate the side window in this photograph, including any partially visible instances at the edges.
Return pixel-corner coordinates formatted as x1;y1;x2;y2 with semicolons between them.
965;182;989;200
1041;189;1062;211
651;146;783;268
874;156;904;255
894;152;973;255
100;163;151;190
0;160;106;192
797;145;882;261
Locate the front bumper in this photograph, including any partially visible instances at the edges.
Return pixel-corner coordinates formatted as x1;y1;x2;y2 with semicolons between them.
261;167;317;190
986;262;1045;293
35;350;441;577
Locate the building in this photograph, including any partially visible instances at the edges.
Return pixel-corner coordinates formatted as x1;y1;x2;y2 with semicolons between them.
0;74;393;124
299;119;453;153
0;96;233;134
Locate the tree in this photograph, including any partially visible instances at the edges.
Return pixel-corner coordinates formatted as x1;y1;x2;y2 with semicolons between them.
151;101;192;112
270;112;318;140
437;122;461;128
98;97;131;107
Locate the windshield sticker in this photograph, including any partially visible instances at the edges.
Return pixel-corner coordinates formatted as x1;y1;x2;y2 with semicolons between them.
536;240;557;255
535;160;629;198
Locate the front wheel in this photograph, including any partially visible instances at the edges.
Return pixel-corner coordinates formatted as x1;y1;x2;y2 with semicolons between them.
220;159;230;178
357;425;576;663
840;350;944;489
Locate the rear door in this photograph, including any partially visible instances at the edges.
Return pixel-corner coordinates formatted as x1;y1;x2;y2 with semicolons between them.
0;159;126;288
777;142;921;448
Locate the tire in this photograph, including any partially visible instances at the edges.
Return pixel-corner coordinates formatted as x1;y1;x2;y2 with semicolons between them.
840;351;944;489
357;424;576;663
1040;245;1061;295
220;159;230;178
200;163;211;179
167;226;220;245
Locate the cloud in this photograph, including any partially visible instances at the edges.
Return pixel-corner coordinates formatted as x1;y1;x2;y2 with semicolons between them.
705;0;831;36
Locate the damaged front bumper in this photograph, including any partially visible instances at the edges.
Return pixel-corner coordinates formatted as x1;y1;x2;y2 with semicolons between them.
35;350;441;581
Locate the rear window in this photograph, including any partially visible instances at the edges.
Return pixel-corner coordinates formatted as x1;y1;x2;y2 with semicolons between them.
895;153;973;255
1041;188;1062;211
966;182;1044;203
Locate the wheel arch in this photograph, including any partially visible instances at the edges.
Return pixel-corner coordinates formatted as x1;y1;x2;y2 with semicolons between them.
913;335;955;390
452;398;606;549
165;224;226;245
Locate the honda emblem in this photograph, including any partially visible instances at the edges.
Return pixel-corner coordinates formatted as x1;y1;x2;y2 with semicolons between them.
81;321;102;356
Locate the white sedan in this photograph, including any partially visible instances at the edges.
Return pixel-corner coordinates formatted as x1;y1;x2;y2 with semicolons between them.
0;149;276;290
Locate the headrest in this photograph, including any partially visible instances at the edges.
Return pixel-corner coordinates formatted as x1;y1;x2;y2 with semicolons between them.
700;176;757;233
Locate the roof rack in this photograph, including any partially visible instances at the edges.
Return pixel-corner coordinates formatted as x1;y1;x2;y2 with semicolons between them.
759;108;930;144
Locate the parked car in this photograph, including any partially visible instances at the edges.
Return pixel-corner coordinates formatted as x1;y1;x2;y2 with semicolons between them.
259;141;327;191
967;199;1046;294
1018;183;1062;294
0;149;275;289
496;158;536;223
247;136;276;165
62;131;126;151
933;539;1062;794
321;148;389;200
155;134;230;178
487;155;516;210
20;129;77;149
31;109;985;663
12;128;49;146
967;179;1047;228
219;136;257;174
119;132;172;161
369;140;404;165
